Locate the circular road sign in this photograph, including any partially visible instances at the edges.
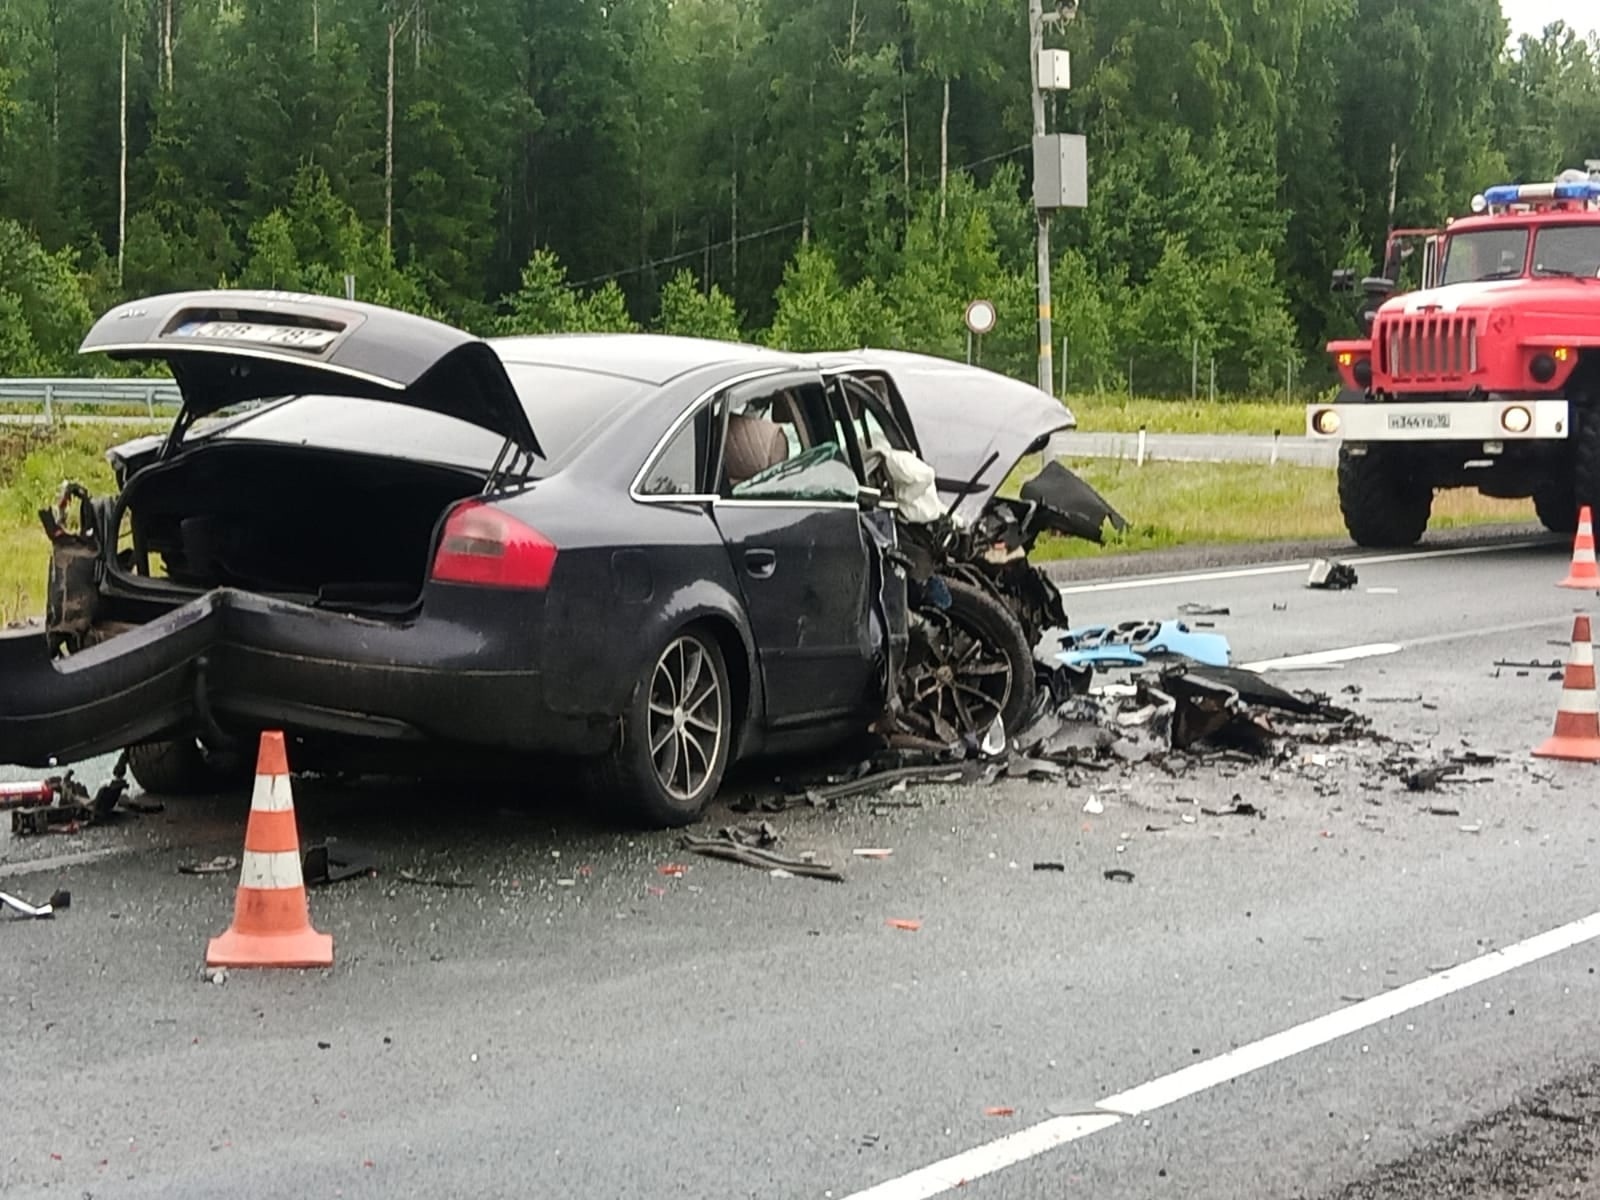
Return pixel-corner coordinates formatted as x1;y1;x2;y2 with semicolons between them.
964;298;997;336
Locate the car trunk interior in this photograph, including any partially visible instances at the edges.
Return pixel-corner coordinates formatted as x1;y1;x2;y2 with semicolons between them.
116;443;487;613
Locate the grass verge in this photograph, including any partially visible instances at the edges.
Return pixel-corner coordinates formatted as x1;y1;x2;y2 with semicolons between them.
1028;457;1534;560
1065;393;1315;436
0;422;159;623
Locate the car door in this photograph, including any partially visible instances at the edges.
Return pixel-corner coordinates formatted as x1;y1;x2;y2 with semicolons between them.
709;372;875;727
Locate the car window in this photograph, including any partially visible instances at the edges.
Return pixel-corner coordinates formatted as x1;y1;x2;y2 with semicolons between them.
839;377;910;453
499;361;650;463
719;377;857;502
1441;229;1529;284
639;407;710;496
1532;226;1600;278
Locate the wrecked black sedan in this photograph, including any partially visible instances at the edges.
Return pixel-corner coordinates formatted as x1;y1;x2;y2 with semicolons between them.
0;291;1122;825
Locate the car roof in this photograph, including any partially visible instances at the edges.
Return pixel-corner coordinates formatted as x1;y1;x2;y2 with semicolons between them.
487;333;802;385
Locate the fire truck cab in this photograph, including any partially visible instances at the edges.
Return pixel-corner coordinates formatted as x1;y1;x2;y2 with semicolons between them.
1308;165;1600;547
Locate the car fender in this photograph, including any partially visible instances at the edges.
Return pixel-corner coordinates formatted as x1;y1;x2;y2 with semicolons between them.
542;572;760;736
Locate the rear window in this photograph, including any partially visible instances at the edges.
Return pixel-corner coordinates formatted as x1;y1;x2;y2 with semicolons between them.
500;361;648;463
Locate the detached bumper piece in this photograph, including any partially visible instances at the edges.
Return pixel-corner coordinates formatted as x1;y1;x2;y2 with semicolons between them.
0;587;543;767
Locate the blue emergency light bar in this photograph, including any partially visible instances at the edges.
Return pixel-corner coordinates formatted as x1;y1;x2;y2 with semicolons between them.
1483;180;1600;206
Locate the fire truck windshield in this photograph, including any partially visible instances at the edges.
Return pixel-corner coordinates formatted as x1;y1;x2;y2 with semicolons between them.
1441;228;1529;284
1531;225;1600;278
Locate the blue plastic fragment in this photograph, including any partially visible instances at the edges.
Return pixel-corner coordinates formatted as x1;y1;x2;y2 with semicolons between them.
1055;619;1232;670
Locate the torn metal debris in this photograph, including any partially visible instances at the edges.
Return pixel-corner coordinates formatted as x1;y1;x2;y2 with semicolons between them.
1307;559;1360;590
678;829;845;882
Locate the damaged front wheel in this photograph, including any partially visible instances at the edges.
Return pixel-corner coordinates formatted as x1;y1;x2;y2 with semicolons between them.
900;579;1036;743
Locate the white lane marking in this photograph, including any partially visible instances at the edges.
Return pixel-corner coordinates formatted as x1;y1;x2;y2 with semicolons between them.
0;847;129;879
1242;617;1573;673
1241;642;1403;671
1058;538;1553;596
840;1114;1121;1200
841;907;1600;1200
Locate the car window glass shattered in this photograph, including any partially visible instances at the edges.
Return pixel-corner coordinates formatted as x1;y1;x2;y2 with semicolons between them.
732;441;859;502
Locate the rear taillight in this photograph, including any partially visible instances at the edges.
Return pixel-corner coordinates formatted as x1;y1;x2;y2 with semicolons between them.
429;501;558;589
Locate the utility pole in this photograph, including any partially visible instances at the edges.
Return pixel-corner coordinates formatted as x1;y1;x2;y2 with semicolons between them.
1029;1;1084;396
1028;0;1051;395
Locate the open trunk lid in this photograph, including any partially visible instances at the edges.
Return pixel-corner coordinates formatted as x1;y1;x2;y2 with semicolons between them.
81;290;541;456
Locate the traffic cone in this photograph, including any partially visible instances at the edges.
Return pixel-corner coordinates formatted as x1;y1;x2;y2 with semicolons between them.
206;731;333;968
1559;507;1600;589
1533;615;1600;762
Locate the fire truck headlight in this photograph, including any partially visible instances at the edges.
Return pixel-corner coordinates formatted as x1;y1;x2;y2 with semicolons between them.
1353;358;1372;388
1312;409;1342;436
1501;405;1533;434
1531;353;1558;384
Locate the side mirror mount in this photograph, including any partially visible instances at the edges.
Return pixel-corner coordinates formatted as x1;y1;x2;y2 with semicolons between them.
1331;268;1357;294
857;484;883;512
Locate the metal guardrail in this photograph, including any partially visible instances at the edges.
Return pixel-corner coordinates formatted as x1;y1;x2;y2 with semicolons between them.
0;378;182;419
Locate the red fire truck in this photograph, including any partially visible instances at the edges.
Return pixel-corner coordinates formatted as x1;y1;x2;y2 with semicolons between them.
1308;166;1600;546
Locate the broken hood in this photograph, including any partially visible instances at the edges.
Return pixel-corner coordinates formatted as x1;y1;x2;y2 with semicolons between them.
810;349;1075;524
81;290;541;455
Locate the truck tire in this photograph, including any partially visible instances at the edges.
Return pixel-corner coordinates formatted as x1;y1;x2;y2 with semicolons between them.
1573;394;1600;524
1534;483;1578;534
1337;445;1432;548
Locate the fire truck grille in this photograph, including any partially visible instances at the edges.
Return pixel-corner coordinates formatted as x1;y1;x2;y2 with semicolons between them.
1378;315;1479;382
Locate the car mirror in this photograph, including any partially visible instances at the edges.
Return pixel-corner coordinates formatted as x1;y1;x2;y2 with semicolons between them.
857;484;883;512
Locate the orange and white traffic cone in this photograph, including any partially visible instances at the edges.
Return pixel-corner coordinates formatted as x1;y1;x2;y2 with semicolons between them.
1533;615;1600;762
1559;507;1600;589
206;731;333;968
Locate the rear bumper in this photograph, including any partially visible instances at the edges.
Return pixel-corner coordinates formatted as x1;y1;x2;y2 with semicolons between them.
0;587;610;767
1306;398;1569;442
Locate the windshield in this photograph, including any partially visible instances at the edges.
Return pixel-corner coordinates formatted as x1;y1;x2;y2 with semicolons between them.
1441;229;1529;284
1531;225;1600;278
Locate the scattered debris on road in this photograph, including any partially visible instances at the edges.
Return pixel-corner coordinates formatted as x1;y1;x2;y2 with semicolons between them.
395;869;475;889
1103;869;1136;883
886;918;922;932
303;841;378;886
178;856;238;876
1;887;69;918
1177;603;1231;617
678;828;845;882
1055;619;1232;669
1307;559;1359;590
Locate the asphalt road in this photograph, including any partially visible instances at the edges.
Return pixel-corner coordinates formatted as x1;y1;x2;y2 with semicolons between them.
5;535;1600;1199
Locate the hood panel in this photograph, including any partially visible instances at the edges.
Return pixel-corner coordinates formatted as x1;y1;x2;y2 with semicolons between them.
1387;278;1598;316
809;349;1075;523
81;291;539;452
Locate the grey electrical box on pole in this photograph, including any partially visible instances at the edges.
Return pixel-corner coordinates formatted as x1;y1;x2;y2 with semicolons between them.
1029;0;1080;398
1032;134;1088;210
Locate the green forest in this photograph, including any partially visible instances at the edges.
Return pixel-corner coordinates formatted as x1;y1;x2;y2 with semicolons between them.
0;0;1596;393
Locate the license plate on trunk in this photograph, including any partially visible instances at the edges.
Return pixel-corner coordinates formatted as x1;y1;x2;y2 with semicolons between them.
173;321;339;351
1386;412;1451;431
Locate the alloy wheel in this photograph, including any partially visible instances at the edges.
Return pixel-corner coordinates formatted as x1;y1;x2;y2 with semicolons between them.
901;608;1013;741
646;635;725;803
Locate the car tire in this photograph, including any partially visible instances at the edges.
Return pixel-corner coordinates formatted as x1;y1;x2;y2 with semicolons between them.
593;627;733;829
1337;445;1432;548
125;738;247;796
903;578;1036;743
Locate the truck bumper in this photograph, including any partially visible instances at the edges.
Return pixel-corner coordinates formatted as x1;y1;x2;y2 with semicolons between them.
1306;398;1569;442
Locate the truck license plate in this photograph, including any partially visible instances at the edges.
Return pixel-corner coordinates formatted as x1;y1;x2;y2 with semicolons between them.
1387;412;1451;431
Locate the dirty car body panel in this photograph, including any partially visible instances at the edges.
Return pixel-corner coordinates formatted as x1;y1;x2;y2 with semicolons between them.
0;294;1111;811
